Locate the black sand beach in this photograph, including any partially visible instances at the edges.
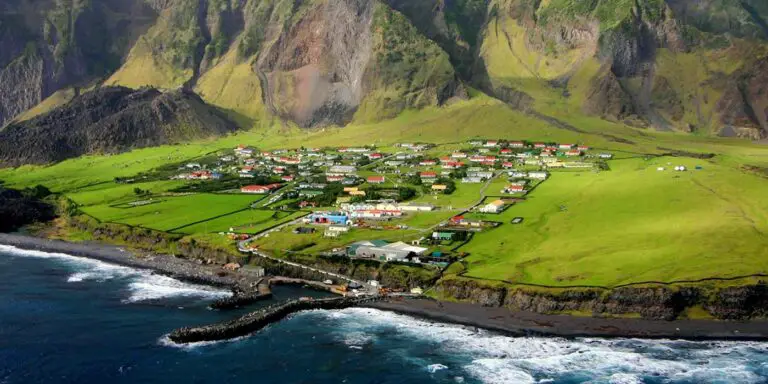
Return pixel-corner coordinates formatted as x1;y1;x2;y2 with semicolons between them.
366;298;768;341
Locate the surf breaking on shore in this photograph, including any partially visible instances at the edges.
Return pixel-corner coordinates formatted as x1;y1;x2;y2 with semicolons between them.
0;244;232;303
308;307;768;383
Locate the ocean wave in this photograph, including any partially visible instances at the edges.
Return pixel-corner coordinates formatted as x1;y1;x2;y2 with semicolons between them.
1;244;230;303
307;308;768;384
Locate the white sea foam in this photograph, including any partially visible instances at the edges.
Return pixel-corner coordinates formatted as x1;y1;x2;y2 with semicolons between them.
427;363;448;373
0;244;231;303
308;308;768;384
157;334;248;351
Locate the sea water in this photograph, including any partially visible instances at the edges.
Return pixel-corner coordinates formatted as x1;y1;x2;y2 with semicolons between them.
1;245;767;384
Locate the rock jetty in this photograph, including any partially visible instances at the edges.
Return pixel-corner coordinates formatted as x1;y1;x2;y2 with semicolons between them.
168;297;379;344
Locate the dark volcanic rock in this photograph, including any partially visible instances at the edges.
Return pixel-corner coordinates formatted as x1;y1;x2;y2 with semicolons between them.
0;186;55;232
0;86;237;167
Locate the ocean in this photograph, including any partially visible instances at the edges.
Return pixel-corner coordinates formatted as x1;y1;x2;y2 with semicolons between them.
1;245;767;384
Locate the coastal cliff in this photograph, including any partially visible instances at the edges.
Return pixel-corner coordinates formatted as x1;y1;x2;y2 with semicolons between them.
435;278;768;321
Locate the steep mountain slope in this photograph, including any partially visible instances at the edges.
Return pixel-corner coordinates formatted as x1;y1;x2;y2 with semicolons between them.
105;0;464;128
0;86;237;167
0;0;159;127
385;0;768;138
2;0;768;138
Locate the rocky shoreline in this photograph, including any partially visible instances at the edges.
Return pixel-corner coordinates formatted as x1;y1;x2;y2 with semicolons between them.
3;233;768;342
0;233;262;300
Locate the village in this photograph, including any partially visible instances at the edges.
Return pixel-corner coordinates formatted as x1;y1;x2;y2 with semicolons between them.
151;139;613;273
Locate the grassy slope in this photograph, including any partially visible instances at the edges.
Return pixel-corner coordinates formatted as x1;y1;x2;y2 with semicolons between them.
460;156;768;287
13;89;77;122
2;91;768;286
80;194;259;232
194;49;268;126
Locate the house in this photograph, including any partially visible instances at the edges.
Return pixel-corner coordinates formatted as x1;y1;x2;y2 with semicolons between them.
502;184;525;194
508;171;527;178
432;231;455;241
241;185;272;194
534;143;546;149
502;162;515;168
326;175;344;182
350;209;402;219
432;184;448;192
467;171;494;179
385;160;404;167
577;145;590;151
349;190;367;197
565;150;582;157
528;171;549;180
281;175;295;182
451;152;468;159
299;190;324;198
348;240;427;261
420;160;437;166
469;140;483;146
420;171;437;181
484;140;499;147
462;176;483;183
324;225;349;238
299;201;318;208
559;144;575;150
479;199;507;213
234;145;254;157
599;153;614;159
500;148;513;156
367;176;386;184
442;161;464;170
509;141;525;148
398;203;435;212
329;165;357;174
343;187;359;193
367;153;383;160
308;212;350;226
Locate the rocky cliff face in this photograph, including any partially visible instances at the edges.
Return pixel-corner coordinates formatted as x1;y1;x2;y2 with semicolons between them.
0;0;158;127
0;86;237;166
435;278;768;321
3;0;768;137
103;0;464;128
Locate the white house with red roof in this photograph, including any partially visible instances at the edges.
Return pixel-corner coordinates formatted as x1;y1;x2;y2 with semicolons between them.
367;176;386;184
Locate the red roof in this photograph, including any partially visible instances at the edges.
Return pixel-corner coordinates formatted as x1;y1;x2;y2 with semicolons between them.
367;176;385;182
421;172;437;177
451;215;465;222
241;185;270;193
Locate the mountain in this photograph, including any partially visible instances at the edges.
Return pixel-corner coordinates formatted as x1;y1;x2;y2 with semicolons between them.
0;86;237;167
1;0;767;140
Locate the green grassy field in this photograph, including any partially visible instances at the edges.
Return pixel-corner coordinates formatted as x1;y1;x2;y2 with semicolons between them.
177;210;307;235
80;194;259;232
457;156;768;287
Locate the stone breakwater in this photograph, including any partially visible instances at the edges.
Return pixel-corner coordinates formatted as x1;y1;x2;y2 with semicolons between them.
168;297;380;344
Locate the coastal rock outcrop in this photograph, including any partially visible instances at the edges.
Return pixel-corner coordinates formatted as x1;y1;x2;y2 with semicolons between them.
435;278;768;321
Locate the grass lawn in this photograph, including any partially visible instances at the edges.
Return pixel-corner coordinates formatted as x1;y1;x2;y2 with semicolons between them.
177;210;307;235
67;180;186;206
80;194;260;232
458;156;768;287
